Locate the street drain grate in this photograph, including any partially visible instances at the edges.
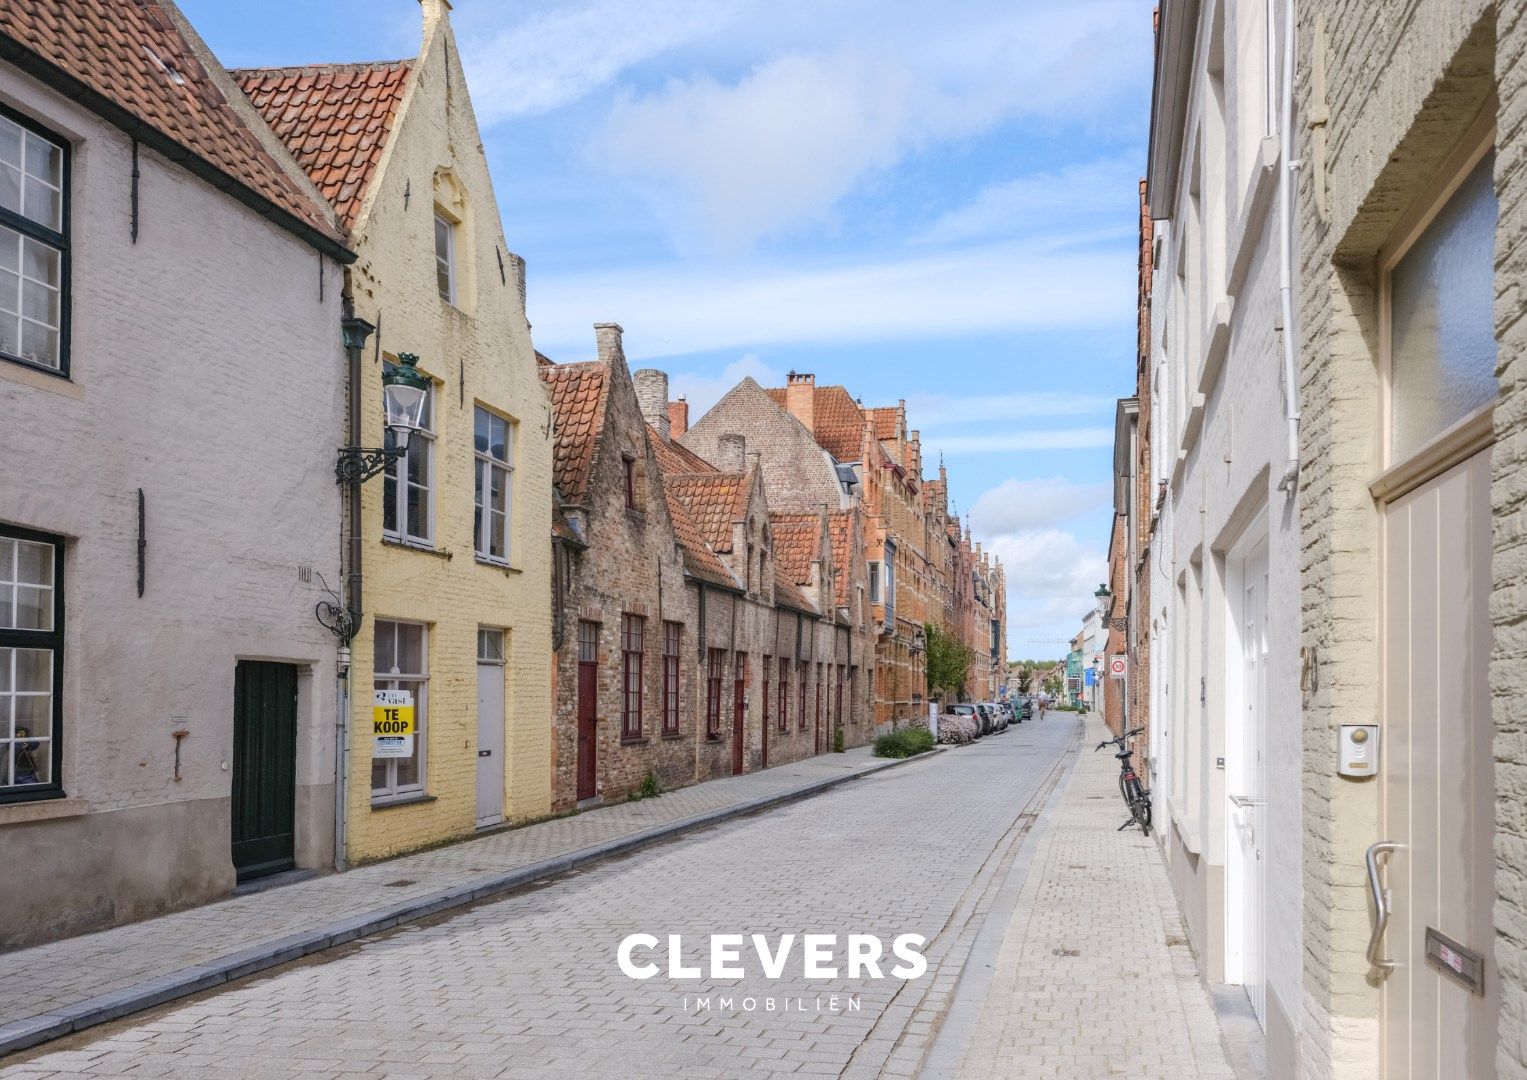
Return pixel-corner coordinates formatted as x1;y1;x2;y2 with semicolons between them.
383;879;417;888
1052;948;1081;957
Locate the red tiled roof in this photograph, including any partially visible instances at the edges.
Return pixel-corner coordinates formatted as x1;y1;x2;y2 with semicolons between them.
773;577;818;615
763;384;866;462
648;426;718;477
661;479;738;590
828;511;855;606
0;0;344;250
769;513;821;587
665;472;751;553
868;407;900;441
540;361;608;502
235;60;412;230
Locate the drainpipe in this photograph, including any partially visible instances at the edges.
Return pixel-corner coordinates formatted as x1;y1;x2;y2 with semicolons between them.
1276;0;1302;492
337;297;375;872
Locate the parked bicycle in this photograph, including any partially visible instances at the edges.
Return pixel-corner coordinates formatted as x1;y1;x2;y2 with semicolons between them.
1096;727;1151;835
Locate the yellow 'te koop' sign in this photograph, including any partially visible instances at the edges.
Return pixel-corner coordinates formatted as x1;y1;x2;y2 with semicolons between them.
373;689;416;736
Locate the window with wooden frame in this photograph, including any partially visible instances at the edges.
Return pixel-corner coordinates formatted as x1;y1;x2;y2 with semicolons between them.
372;620;428;801
621;614;644;739
1378;118;1499;484
798;663;807;730
778;657;790;732
473;406;514;564
815;663;823;728
434;211;457;304
763;653;775;730
662;621;681;735
0;106;67;376
623;454;638;510
383;360;435;546
705;648;724;738
0;525;63;801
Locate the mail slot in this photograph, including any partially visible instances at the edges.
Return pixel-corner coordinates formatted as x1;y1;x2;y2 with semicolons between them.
1425;927;1485;995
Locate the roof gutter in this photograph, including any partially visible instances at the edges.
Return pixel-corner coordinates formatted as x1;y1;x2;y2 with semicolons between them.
0;32;356;264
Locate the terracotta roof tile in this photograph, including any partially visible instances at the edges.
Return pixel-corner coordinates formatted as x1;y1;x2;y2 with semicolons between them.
647;425;718;477
868;406;900;441
661;479;738;590
773;576;818;615
235;60;412;230
828;511;855;606
762;384;867;462
664;472;750;553
0;0;343;248
769;513;821;587
539;361;608;502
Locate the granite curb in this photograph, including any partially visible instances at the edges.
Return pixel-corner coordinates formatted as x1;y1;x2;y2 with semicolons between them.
0;745;945;1059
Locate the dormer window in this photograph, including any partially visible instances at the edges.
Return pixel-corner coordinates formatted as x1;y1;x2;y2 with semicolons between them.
434;211;456;303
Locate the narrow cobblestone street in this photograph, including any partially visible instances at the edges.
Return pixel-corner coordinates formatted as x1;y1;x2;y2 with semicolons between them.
0;715;1239;1080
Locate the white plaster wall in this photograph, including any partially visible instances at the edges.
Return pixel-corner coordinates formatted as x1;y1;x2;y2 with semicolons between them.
0;64;345;943
1149;0;1303;1067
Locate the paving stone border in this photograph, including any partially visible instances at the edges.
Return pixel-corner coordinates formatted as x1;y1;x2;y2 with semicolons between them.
0;747;943;1059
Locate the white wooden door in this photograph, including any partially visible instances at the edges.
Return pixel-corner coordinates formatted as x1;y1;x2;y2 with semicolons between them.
475;660;505;828
1379;449;1497;1077
1227;535;1268;1025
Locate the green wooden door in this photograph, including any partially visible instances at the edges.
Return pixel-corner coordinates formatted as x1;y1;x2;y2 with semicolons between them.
231;660;298;881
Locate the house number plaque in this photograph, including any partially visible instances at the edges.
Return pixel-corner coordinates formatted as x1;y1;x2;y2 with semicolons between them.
1425;927;1485;995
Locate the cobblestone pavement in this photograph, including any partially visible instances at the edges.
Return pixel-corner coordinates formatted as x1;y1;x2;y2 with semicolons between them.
0;747;898;1033
938;715;1237;1079
2;720;1078;1080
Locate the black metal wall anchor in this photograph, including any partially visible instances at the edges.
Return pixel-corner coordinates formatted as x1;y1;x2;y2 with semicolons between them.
335;445;404;486
137;487;146;596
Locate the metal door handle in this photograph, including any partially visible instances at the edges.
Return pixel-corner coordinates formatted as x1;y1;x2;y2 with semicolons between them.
1366;841;1400;974
1228;794;1258;808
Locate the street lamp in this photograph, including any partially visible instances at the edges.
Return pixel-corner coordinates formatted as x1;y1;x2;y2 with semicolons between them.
335;352;431;485
1094;583;1111;617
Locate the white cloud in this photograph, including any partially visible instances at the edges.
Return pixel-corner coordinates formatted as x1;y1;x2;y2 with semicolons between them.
917;155;1143;246
458;0;745;123
929;428;1115;455
969;478;1112;535
586;1;1148;248
668;353;783;416
982;529;1107;648
907;391;1117;427
526;238;1133;359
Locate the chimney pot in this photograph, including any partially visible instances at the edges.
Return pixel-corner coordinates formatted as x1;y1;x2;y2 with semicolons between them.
668;398;690;439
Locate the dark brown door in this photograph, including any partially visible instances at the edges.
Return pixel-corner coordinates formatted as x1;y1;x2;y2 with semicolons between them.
576;621;598;801
231;660;298;882
732;660;746;776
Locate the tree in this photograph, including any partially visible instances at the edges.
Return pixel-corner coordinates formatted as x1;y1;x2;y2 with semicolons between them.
925;622;973;700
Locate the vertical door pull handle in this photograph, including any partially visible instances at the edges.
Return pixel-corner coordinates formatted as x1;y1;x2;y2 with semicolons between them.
1367;840;1400;974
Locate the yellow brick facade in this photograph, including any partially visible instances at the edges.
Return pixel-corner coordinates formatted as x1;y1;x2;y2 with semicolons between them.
342;7;554;861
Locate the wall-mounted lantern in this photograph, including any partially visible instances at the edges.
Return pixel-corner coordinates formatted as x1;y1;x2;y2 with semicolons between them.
335;352;430;486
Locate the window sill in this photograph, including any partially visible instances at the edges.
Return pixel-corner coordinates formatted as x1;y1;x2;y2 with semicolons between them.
704;733;723;743
382;537;452;560
619;735;648;747
370;793;437;811
475;556;522;575
0;793;82;826
661;731;684;741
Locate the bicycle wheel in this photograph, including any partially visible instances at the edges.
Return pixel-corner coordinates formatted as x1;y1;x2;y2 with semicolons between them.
1127;777;1152;834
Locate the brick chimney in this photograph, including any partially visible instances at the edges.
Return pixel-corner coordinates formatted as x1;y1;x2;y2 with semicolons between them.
719;433;746;473
785;371;816;433
668;397;689;439
633;369;670;439
908;429;922;478
419;0;452;30
594;322;624;364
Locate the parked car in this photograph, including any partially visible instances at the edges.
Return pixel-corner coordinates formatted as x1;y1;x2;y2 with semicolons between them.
947;703;987;736
987;703;1009;732
1018;697;1033;722
976;703;1004;734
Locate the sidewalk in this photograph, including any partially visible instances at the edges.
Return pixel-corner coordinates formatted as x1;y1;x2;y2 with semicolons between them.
931;716;1239;1079
0;745;924;1058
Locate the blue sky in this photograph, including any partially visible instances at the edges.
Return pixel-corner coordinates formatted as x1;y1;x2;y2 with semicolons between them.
184;0;1154;660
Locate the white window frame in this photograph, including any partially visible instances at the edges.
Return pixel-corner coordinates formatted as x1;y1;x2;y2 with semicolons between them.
867;561;882;603
0;107;68;376
384;367;435;547
435;211;456;305
372;620;428;802
474;406;514;565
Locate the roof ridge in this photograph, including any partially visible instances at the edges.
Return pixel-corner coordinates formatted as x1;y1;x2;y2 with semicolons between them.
231;59;413;77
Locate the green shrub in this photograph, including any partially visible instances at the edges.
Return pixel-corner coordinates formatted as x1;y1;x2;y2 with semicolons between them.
873;726;936;759
632;770;664;800
833;727;845;753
